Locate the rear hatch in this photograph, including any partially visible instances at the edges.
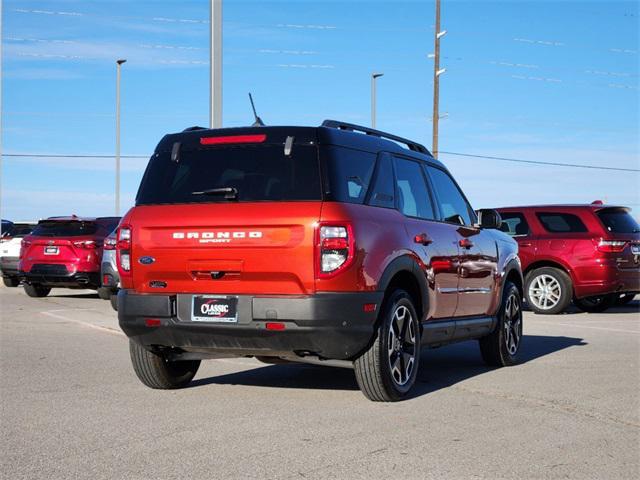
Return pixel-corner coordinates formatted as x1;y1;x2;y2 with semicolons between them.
22;220;99;272
128;129;323;295
595;207;640;269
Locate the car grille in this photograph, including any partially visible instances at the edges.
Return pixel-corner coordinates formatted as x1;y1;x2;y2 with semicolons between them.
30;264;69;276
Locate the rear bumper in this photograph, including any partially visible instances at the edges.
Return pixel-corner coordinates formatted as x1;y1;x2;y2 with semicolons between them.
574;265;640;299
19;269;100;288
0;256;19;277
118;289;383;361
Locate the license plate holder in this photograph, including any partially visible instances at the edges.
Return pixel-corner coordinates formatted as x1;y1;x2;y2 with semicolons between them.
44;246;59;255
191;295;238;323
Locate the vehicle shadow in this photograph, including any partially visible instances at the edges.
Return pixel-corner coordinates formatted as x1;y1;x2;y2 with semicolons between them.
188;334;586;397
523;299;639;316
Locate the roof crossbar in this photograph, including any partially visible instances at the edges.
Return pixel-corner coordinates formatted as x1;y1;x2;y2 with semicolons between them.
321;119;431;155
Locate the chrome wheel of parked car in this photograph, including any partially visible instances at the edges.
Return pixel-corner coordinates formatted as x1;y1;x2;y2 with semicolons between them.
387;305;417;387
503;291;522;356
528;274;562;310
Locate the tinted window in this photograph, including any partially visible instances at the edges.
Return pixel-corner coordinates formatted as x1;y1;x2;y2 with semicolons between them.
393;157;435;219
32;221;98;237
500;213;530;236
5;224;35;238
537;213;587;233
137;145;321;205
597;209;640;234
367;155;395;209
426;166;473;225
325;147;376;204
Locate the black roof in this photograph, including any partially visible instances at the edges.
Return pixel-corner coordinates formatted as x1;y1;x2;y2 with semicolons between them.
156;120;445;169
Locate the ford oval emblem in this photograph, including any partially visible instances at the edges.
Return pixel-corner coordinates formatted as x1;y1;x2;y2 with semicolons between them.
139;256;155;265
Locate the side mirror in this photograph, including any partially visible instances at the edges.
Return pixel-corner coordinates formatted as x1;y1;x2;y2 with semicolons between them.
475;209;502;229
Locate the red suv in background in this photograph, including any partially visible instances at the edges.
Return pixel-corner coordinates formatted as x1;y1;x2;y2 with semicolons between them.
19;216;120;297
497;203;640;314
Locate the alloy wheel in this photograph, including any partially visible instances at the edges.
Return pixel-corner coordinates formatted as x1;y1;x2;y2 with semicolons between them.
387;305;417;386
503;292;522;356
528;274;562;310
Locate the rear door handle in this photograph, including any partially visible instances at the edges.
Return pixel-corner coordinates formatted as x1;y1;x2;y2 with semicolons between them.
459;238;474;249
414;233;433;246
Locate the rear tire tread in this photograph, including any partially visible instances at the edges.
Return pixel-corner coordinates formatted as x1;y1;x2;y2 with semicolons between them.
129;340;200;389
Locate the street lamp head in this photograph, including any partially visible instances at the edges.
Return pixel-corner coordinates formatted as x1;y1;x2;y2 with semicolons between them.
372;72;384;79
116;59;127;65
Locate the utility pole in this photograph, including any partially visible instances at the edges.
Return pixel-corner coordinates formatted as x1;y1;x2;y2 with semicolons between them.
431;0;446;158
115;59;126;216
210;0;222;128
371;73;384;128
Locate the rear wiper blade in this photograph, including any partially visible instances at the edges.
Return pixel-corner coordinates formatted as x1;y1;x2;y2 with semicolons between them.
191;187;238;200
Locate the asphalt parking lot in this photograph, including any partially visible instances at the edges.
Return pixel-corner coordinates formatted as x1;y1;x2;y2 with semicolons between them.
1;286;638;480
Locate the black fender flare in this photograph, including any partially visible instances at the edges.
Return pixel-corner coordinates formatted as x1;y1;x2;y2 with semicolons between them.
498;257;524;315
377;255;430;320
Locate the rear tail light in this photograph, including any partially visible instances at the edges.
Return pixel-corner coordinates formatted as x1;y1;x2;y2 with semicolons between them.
103;237;117;250
316;224;354;278
117;226;132;274
19;239;31;257
595;238;627;253
72;240;97;249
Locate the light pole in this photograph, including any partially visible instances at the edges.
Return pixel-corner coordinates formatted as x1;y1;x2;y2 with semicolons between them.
115;59;126;216
210;0;222;128
371;72;384;129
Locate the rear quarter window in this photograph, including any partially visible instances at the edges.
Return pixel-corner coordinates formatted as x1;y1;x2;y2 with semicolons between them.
324;147;376;204
500;213;530;236
596;209;640;234
536;212;587;233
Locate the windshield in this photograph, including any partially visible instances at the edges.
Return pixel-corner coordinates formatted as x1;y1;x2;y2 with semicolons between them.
597;208;640;234
136;145;321;205
32;221;98;237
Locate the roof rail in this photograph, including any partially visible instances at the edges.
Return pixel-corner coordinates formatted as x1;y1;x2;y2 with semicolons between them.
321;119;431;155
182;126;207;132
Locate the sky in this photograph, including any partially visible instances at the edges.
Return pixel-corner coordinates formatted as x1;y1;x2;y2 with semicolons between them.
1;0;639;221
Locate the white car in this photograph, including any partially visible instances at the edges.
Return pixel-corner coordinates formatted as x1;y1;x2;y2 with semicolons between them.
1;222;36;287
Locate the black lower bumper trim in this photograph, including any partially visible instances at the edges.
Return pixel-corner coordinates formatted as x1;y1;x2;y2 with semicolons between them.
19;271;100;288
118;290;384;361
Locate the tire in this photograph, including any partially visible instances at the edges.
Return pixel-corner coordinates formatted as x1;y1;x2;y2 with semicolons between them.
110;293;118;311
97;287;111;300
129;340;200;389
354;289;420;402
616;294;636;306
479;281;523;367
23;284;51;298
3;277;19;287
524;267;572;315
574;294;616;313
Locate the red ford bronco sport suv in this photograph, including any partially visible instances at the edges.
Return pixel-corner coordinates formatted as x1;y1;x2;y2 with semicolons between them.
19;216;120;297
497;203;640;314
117;121;523;401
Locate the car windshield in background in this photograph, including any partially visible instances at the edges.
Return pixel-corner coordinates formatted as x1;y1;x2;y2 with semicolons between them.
32;221;98;237
136;145;321;205
597;209;640;234
6;224;35;238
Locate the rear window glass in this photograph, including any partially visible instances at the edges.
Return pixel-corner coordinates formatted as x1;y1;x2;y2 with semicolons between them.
537;213;587;233
324;147;376;204
500;213;530;236
4;224;35;238
597;209;640;234
32;221;98;237
137;145;321;205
